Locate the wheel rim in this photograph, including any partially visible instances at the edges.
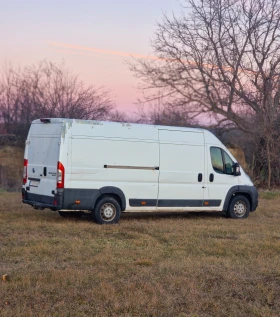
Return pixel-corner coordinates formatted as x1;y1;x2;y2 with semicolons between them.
233;200;247;217
100;203;116;221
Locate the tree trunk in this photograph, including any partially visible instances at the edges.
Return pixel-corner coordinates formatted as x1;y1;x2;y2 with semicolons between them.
266;139;271;189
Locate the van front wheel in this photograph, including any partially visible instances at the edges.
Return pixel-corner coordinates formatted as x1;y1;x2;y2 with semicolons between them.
93;197;121;224
227;195;250;219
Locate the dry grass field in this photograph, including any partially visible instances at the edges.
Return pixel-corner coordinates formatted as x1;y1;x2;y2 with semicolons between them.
0;191;280;317
0;146;24;190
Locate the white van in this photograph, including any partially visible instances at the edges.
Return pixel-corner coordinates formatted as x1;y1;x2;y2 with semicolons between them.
22;118;258;224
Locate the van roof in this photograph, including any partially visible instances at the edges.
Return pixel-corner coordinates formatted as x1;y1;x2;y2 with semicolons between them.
32;118;207;133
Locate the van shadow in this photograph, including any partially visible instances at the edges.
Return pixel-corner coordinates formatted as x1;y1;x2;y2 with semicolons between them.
37;210;226;223
120;211;226;221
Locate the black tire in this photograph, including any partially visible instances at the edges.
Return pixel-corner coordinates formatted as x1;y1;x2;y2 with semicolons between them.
92;196;121;224
227;195;250;219
58;211;82;218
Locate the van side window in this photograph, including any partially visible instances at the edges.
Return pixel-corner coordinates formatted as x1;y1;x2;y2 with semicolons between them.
210;147;224;173
210;147;234;175
223;151;234;175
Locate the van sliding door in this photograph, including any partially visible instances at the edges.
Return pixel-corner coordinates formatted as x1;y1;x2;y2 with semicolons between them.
158;130;205;210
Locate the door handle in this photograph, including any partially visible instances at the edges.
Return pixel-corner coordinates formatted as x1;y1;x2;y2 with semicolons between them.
198;173;203;182
43;167;47;177
209;173;214;182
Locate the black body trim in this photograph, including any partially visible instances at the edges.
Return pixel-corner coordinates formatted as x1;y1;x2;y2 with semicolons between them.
129;199;157;207
22;190;57;209
203;200;222;207
158;200;203;207
25;192;54;205
129;199;221;208
63;188;101;210
222;185;258;212
62;187;126;211
22;186;127;212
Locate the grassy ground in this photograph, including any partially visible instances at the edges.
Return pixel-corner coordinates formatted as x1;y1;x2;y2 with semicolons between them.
0;192;280;317
0;146;24;190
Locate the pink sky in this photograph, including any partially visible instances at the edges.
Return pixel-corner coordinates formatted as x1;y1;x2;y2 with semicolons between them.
48;41;159;114
0;0;181;115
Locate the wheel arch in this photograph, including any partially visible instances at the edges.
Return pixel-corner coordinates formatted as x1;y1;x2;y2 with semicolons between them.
97;186;126;211
223;186;254;212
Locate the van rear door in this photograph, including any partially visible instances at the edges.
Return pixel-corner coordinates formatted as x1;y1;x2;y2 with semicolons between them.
26;122;61;202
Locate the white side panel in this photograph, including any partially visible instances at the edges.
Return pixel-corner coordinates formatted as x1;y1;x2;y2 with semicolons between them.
203;130;223;145
159;129;204;144
71;137;159;210
71;121;158;141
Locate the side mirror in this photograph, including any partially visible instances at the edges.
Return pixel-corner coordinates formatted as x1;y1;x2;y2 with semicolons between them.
232;162;241;176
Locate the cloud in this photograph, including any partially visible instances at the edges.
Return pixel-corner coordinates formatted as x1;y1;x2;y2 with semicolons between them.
48;41;159;60
48;42;214;68
50;48;114;60
48;41;252;75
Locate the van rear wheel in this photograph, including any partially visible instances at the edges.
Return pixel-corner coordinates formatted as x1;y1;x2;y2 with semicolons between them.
93;197;121;224
227;195;250;219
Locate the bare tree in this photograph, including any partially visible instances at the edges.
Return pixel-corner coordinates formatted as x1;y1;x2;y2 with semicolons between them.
108;110;130;122
130;0;280;188
108;109;146;124
136;99;199;126
0;60;114;137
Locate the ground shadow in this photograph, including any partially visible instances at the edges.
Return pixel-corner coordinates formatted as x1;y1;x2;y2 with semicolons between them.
120;211;226;220
30;209;227;223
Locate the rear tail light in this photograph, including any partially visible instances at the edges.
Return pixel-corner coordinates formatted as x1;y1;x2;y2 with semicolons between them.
57;161;65;189
23;159;28;185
